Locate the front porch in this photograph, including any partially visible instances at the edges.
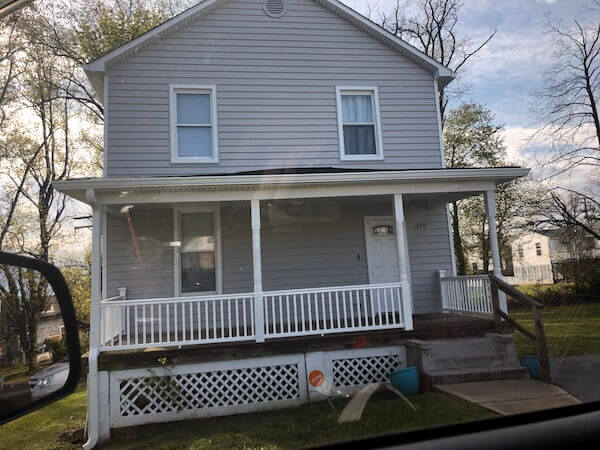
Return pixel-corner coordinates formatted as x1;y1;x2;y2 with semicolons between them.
54;168;530;354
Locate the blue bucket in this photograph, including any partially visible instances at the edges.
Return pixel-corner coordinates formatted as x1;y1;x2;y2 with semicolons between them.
389;366;420;396
521;355;551;380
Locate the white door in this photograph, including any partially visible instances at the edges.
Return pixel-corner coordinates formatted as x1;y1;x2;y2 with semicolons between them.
364;216;400;285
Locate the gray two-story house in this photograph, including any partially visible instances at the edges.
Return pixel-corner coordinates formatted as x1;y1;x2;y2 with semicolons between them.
55;0;529;442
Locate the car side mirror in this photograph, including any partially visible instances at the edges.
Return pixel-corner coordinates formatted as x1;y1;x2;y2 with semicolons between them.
0;251;81;424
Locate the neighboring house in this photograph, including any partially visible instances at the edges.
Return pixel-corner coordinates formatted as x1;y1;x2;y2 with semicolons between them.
54;0;529;441
37;296;65;344
510;229;600;284
0;296;63;365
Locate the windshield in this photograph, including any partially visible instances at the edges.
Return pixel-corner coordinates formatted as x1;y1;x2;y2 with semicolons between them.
1;0;600;448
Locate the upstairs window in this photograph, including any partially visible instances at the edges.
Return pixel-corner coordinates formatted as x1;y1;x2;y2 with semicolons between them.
170;85;218;163
518;244;524;258
535;242;542;256
336;87;383;160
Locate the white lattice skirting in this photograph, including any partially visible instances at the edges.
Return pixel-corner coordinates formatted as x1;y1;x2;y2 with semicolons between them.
332;352;401;389
109;355;307;428
107;346;407;428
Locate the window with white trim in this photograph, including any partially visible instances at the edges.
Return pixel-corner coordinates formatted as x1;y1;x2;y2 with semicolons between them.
169;85;218;163
535;242;542;256
336;87;383;160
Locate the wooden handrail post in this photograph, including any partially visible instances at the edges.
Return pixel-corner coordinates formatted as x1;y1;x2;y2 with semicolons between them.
490;277;502;328
533;306;551;382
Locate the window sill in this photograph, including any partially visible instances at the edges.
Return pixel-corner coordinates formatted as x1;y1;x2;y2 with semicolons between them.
340;154;384;161
171;157;219;164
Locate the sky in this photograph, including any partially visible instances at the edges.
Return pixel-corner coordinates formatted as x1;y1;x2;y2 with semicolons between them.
342;0;594;177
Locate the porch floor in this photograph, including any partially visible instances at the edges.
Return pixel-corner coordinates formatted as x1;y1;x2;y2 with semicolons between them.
95;313;511;371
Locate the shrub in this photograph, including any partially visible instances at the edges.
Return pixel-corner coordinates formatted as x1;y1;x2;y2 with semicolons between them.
44;337;68;363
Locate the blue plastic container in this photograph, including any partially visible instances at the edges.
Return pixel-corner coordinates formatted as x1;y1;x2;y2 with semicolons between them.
389;366;420;396
521;355;551;380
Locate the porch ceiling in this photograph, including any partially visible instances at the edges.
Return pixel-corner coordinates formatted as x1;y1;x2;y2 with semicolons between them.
54;167;529;205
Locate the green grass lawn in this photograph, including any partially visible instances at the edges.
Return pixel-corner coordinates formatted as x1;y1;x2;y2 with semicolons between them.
0;386;87;450
511;302;600;357
0;389;493;450
104;392;494;450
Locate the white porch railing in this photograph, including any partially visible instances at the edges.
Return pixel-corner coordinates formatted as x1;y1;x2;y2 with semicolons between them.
439;272;494;315
263;283;404;338
100;293;256;350
99;283;404;351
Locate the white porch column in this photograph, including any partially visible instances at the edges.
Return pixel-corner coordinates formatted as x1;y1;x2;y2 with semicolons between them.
84;191;106;448
251;199;265;343
484;190;508;313
393;194;414;330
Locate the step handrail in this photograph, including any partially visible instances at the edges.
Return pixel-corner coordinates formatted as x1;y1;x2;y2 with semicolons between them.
489;274;551;382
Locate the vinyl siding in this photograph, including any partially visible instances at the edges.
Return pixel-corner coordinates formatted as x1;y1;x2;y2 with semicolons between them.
405;201;454;313
105;197;452;314
105;0;442;176
106;208;174;299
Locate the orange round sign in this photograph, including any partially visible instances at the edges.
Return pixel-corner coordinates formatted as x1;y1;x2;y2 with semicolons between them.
308;370;325;387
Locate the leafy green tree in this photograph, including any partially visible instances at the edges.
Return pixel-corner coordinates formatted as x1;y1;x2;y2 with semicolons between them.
0;267;50;371
62;249;91;351
76;2;169;63
444;102;504;274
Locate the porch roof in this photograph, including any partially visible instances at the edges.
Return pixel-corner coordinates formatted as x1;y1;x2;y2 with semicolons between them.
54;167;529;205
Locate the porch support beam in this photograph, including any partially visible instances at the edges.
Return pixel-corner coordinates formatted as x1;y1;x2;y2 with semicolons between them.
393;194;414;330
85;192;106;448
484;190;508;313
251;199;265;343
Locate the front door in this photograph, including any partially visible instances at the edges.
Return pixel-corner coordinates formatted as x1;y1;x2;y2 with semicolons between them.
364;216;400;285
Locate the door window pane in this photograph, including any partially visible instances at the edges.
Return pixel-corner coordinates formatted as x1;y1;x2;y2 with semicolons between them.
181;252;216;293
180;212;217;293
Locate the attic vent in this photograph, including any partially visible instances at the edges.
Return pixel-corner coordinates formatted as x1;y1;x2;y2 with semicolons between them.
263;0;286;18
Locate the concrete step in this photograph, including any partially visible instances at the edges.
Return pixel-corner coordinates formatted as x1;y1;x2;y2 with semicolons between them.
407;333;527;384
428;354;520;371
426;366;529;384
408;334;516;359
407;333;521;373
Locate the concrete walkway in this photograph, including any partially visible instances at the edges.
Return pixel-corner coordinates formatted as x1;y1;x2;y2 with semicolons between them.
436;379;581;415
551;355;600;402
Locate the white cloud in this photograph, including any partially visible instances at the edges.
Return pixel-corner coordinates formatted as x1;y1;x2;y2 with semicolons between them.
501;126;538;165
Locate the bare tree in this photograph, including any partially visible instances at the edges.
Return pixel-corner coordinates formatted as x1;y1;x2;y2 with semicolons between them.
532;189;600;241
533;10;600;175
379;0;496;121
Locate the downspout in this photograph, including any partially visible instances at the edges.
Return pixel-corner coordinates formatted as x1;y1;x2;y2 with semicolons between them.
84;188;101;450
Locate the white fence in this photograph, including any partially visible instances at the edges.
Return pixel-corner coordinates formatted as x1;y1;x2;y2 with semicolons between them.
505;265;554;285
440;273;494;315
100;283;404;351
263;283;404;338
